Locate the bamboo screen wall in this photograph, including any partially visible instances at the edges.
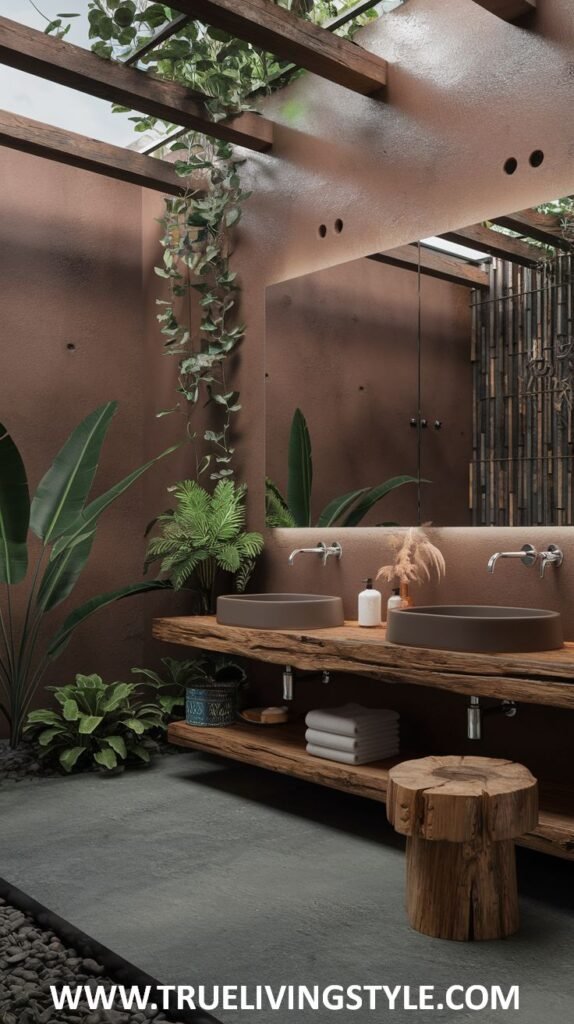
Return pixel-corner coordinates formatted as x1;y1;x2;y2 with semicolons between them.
471;253;574;526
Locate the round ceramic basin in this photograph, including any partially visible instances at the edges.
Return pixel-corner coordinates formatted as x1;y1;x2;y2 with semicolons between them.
217;593;344;630
386;605;563;653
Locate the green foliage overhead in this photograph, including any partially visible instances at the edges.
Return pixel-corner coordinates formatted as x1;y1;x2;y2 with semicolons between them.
46;0;386;479
0;404;175;748
25;673;165;774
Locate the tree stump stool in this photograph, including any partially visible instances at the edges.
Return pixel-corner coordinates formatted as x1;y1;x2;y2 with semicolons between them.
386;755;538;941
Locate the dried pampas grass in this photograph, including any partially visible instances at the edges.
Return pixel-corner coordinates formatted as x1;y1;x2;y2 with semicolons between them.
376;526;445;586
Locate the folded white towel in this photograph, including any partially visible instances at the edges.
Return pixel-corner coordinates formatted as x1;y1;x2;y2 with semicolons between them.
306;742;399;766
305;727;399;754
305;703;399;737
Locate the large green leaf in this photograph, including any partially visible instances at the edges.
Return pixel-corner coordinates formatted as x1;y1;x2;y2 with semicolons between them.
51;445;178;558
59;746;86;772
36;530;96;613
30;402;117;544
316;487;370;528
78;715;104;735
342;476;423;527
0;423;30;584
287;408;312;527
47;580;172;661
94;748;118;771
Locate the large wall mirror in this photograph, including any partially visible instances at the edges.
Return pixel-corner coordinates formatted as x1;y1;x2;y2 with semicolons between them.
265;195;574;528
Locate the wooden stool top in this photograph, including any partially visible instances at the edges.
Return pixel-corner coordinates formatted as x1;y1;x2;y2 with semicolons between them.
387;755;538;843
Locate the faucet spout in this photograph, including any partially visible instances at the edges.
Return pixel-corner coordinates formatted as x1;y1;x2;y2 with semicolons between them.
288;541;342;566
486;544;536;573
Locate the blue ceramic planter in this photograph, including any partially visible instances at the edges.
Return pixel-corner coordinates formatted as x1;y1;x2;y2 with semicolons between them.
185;682;239;727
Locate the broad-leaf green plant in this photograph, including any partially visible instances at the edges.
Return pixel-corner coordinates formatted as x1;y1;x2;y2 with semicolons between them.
267;408;423;527
25;673;164;774
0;402;175;748
145;479;264;613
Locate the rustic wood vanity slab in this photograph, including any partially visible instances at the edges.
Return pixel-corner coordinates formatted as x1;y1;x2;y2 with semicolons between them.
155;616;574;861
154;616;574;709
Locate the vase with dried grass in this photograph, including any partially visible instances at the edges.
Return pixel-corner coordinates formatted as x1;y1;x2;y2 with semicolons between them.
376;527;445;609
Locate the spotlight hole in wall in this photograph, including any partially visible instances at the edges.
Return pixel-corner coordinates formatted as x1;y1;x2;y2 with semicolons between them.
334;218;344;234
504;157;518;175
66;343;76;352
529;149;545;168
318;224;327;238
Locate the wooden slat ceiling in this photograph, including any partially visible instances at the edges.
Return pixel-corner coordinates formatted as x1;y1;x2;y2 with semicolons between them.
441;223;543;267
492;208;573;251
368;245;490;289
169;0;388;94
0;15;273;153
0;108;189;195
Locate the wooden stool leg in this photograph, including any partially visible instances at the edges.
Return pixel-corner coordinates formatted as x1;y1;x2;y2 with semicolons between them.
405;834;520;941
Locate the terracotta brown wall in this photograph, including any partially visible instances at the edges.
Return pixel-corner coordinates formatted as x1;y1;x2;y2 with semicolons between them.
266;259;472;526
0;149;167;735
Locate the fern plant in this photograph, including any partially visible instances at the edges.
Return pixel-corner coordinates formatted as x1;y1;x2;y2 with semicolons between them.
145;480;264;613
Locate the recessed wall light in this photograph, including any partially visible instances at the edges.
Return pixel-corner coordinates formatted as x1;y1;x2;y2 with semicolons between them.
504;157;518;175
529;150;545;167
318;224;327;238
334;219;344;234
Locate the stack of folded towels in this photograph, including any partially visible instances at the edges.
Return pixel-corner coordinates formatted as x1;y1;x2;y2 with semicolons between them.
305;703;399;765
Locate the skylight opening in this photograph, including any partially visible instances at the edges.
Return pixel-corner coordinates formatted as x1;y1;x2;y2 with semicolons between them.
421;237;491;263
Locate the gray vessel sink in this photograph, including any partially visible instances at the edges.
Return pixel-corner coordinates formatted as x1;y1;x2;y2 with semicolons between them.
386;605;563;653
217;593;344;630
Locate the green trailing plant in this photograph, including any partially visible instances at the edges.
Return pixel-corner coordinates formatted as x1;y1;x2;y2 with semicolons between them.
0;402;174;748
266;408;423;527
24;673;164;774
145;479;264;612
48;0;385;474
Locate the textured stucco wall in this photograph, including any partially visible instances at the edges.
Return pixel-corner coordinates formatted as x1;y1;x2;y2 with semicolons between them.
0;151;156;733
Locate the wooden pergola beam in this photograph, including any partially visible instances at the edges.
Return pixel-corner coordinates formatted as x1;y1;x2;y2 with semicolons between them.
369;244;489;289
442;222;543;267
469;0;536;21
170;0;388;94
0;108;189;195
0;15;273;153
493;209;572;251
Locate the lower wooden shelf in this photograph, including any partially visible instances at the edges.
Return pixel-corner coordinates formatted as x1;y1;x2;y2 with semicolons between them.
168;720;574;861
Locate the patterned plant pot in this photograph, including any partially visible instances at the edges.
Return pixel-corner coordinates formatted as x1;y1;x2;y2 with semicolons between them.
186;681;239;727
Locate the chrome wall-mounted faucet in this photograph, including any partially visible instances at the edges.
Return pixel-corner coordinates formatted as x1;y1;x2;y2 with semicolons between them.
487;543;536;574
539;544;564;578
487;542;564;578
288;541;342;567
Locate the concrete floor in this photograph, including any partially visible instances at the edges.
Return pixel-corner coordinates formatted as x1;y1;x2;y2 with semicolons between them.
1;752;574;1023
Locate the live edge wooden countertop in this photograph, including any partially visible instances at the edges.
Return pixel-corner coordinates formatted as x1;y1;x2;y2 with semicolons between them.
153;617;574;711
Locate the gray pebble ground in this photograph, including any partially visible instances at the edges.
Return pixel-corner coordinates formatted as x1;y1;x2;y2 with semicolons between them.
0;897;186;1024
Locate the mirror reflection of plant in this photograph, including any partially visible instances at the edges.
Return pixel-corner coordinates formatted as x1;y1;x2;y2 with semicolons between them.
0;403;175;749
25;673;165;774
266;408;424;528
145;480;264;613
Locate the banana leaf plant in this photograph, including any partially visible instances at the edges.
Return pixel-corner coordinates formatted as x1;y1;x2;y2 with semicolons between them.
266;408;424;528
0;402;175;748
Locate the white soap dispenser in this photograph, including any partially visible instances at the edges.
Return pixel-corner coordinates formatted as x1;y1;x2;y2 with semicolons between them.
358;578;381;628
